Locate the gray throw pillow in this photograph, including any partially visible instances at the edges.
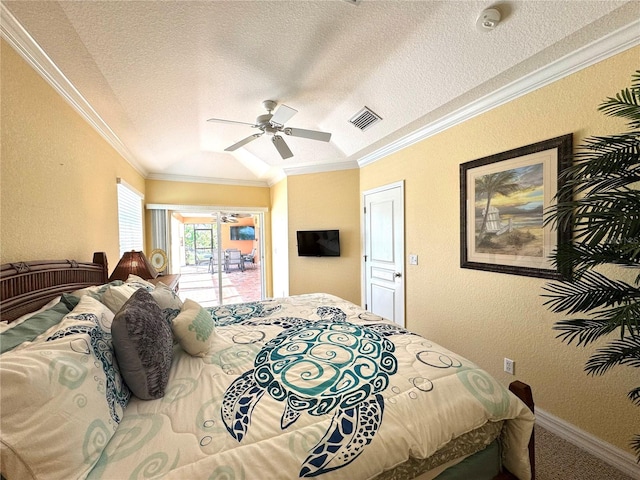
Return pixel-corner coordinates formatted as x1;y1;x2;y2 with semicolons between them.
111;289;173;400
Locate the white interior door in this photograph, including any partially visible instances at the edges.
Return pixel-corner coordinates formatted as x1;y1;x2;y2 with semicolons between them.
363;182;405;327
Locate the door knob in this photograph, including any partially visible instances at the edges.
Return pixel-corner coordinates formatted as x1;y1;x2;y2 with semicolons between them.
394;272;402;278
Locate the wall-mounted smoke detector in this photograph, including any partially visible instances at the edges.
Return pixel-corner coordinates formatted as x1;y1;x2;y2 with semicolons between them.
476;8;501;32
349;106;382;131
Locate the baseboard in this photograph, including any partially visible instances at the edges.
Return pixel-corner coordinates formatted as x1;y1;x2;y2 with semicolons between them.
535;408;640;478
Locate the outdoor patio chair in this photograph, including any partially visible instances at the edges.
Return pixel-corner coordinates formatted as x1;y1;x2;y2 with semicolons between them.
242;248;256;268
225;249;245;272
195;252;212;272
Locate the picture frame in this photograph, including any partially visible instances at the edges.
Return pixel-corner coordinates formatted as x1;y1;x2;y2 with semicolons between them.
460;134;573;279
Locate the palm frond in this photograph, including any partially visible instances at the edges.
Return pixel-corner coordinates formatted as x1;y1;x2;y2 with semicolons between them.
556;133;640;190
553;318;619;346
542;270;637;314
599;86;640;129
548;243;640;275
584;336;640;376
550;191;640;247
629;386;640;407
592;302;640;339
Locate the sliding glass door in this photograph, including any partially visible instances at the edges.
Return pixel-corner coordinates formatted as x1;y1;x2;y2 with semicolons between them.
174;210;264;307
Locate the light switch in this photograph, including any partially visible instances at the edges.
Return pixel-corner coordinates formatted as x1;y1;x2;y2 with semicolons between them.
409;254;418;265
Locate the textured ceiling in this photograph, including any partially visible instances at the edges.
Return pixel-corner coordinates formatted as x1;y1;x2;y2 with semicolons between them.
2;1;639;186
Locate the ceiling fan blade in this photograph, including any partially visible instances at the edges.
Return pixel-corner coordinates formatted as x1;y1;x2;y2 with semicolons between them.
269;104;297;126
207;117;257;127
224;133;262;151
284;127;332;142
272;135;293;159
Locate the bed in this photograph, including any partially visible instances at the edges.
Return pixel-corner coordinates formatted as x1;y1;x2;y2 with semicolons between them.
0;253;535;480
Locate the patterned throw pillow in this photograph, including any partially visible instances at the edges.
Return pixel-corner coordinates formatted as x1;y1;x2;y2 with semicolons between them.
111;289;173;400
171;299;216;357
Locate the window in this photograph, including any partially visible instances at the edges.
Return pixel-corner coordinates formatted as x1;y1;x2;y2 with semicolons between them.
116;179;144;257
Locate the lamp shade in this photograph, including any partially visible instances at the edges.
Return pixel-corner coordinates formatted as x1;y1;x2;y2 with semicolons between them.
109;250;159;282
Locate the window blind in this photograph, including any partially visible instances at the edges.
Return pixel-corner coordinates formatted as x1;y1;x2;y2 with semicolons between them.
117;179;144;257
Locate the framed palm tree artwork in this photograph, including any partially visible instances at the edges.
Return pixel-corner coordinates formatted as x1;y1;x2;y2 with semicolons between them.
460;134;573;279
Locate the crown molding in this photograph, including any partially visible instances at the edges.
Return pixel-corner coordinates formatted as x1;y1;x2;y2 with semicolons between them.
357;19;640;168
0;4;148;177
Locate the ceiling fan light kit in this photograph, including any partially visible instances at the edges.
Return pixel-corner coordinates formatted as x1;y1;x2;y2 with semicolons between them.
207;100;332;160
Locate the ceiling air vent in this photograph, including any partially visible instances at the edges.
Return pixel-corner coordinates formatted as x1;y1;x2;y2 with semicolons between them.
349;106;382;132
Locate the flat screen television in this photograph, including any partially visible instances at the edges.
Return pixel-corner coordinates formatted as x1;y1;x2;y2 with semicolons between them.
296;230;340;257
230;225;255;240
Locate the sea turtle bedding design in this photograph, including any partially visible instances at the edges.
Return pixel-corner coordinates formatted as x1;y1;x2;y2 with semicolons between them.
0;293;534;480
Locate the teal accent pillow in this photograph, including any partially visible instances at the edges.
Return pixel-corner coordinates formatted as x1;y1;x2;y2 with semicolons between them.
171;299;216;357
0;301;71;354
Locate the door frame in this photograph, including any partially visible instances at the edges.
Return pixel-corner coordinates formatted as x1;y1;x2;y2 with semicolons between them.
361;181;405;323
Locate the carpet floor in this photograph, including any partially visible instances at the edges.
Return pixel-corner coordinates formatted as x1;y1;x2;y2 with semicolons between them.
536;426;638;480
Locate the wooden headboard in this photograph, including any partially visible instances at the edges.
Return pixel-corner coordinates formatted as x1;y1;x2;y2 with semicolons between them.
0;252;108;323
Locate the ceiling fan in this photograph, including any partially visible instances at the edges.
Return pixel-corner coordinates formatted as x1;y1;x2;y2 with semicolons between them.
218;212;251;224
207;100;332;159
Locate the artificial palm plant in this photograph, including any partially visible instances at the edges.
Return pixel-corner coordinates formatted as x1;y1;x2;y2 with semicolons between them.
542;70;640;460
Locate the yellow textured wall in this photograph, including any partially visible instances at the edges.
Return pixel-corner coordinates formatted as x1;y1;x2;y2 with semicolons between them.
287;169;361;304
0;40;144;268
144;179;273;296
360;46;639;455
144;180;270;208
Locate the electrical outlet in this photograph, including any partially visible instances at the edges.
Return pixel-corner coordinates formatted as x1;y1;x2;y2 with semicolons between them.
504;358;515;375
409;254;418;265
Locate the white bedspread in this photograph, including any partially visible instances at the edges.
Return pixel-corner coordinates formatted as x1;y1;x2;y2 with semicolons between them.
93;294;534;479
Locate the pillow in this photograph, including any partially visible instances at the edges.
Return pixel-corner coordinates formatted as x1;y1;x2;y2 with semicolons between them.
60;292;81;310
70;280;124;300
0;300;71;353
171;299;216;357
0;295;61;333
112;289;173;400
0;295;130;480
150;282;184;327
125;274;156;291
101;283;139;313
150;281;183;310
